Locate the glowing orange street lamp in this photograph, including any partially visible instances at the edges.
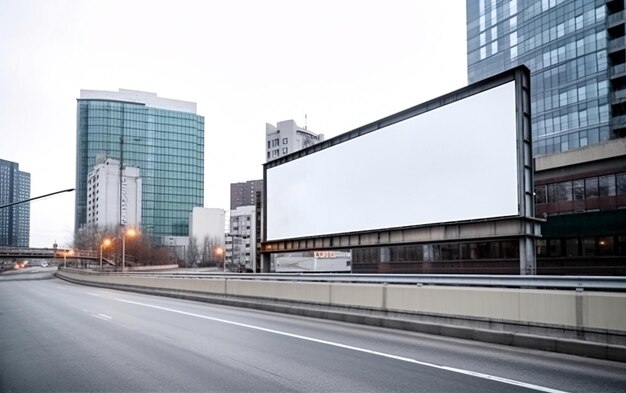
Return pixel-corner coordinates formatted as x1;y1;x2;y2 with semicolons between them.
122;228;137;271
214;246;225;272
100;238;112;271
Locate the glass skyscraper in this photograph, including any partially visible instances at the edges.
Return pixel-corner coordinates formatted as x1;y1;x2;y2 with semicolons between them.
75;89;204;243
467;0;612;156
0;159;30;247
467;0;626;274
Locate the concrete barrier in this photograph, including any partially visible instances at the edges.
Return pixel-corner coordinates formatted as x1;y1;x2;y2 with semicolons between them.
55;269;626;362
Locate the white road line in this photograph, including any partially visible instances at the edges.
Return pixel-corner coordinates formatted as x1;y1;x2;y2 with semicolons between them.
115;298;569;393
86;292;101;297
95;313;112;321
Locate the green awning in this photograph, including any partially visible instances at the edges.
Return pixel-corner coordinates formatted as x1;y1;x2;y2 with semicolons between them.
542;210;626;238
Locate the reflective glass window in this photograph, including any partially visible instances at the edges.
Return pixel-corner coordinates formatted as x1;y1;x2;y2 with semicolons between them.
585;177;598;199
599;175;616;197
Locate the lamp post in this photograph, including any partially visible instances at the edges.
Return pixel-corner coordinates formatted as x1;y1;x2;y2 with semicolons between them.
214;246;224;271
122;228;137;272
100;238;111;271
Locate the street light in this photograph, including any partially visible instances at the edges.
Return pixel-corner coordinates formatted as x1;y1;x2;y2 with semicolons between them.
122;228;137;272
214;246;224;271
100;238;112;271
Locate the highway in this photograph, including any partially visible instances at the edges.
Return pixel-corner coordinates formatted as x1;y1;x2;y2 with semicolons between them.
1;269;625;392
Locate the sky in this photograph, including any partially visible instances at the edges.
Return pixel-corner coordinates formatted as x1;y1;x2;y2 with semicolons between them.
0;0;467;248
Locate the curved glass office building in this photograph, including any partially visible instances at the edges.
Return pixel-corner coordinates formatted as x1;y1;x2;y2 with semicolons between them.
75;89;204;243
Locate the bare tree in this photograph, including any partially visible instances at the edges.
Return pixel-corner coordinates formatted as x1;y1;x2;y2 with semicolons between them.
73;224;175;266
200;236;211;266
73;224;117;251
187;236;200;267
199;236;223;267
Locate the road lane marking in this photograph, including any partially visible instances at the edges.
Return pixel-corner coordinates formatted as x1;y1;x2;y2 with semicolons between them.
94;313;112;321
115;298;569;393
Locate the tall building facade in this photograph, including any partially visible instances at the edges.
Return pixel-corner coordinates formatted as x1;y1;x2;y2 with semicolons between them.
86;157;142;228
468;0;610;156
266;120;324;162
0;159;30;247
230;179;263;210
225;205;256;272
75;89;204;245
467;0;626;273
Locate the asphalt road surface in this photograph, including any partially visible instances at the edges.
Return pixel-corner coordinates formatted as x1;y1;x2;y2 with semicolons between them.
1;268;625;392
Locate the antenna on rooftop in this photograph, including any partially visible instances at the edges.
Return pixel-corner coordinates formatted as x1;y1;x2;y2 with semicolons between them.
305;114;308;130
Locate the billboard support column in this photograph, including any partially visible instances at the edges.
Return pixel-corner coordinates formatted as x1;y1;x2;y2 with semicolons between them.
261;253;271;273
519;236;536;275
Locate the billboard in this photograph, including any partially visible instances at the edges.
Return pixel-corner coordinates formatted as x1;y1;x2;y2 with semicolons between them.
265;73;522;242
274;251;352;273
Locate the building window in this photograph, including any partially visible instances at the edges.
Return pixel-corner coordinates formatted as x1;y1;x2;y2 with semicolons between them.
617;173;626;195
557;181;572;202
573;180;585;200
565;238;579;257
535;185;546;204
585;177;598;199
282;148;288;154
282;138;288;144
547;183;557;203
599;175;616;197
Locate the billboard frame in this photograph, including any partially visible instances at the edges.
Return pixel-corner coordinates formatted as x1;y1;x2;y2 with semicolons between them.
262;66;540;274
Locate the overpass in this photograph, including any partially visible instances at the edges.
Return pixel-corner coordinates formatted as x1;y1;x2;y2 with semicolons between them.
56;268;626;362
0;247;115;266
5;273;626;392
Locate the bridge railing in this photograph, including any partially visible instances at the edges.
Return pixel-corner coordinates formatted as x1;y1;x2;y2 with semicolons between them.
62;269;626;291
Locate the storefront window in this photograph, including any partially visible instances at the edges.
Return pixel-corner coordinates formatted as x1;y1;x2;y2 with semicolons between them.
597;237;614;256
565;238;579;257
583;237;596;256
548;239;562;257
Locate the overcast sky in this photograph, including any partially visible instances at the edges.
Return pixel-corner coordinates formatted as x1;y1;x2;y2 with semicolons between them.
0;0;467;248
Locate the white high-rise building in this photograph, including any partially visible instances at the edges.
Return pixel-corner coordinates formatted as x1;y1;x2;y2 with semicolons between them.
86;156;142;228
225;205;256;272
188;207;226;266
266;119;324;162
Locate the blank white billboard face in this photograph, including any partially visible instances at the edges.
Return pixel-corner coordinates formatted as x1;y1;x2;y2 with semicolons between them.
266;81;518;241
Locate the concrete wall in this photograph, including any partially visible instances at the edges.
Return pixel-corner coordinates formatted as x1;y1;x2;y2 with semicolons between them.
56;269;626;361
57;269;626;335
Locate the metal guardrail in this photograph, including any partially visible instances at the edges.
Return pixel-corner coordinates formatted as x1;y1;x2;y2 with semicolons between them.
63;268;626;291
